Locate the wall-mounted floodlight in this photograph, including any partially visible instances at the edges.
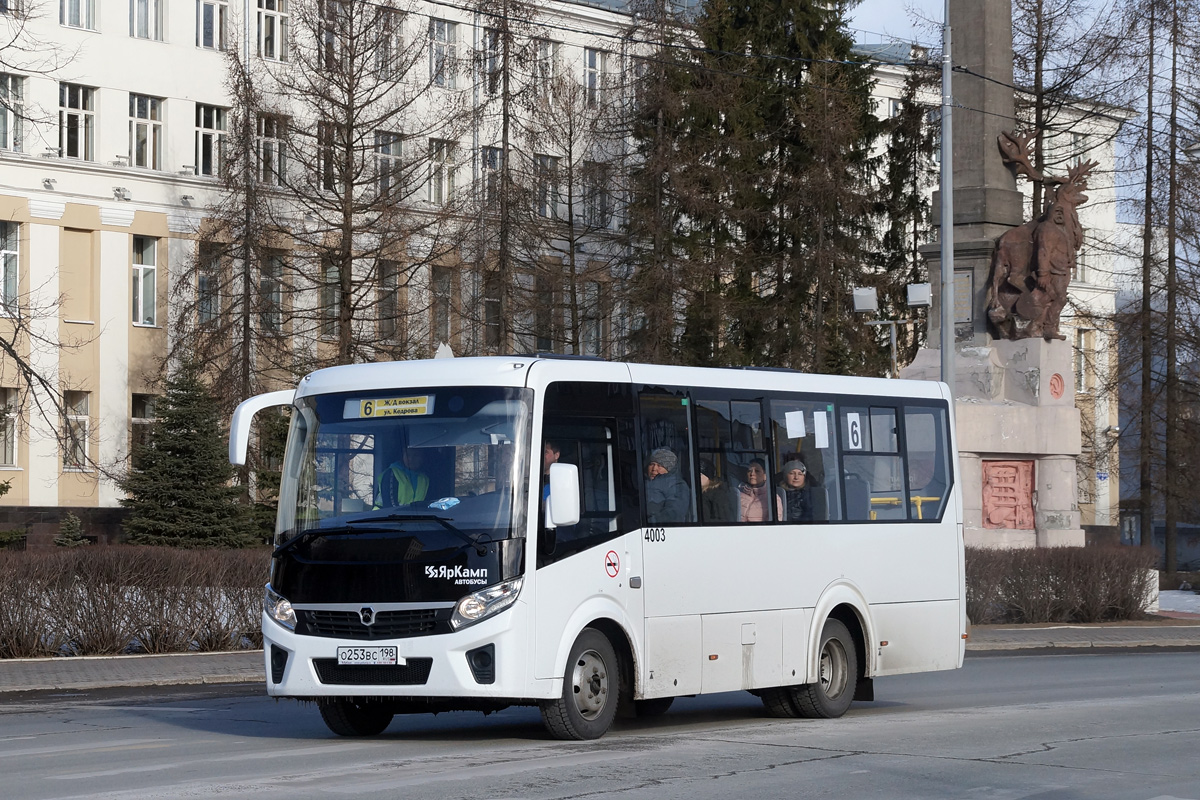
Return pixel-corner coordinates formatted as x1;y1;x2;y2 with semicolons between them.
112;187;131;201
43;178;57;190
180;194;195;204
852;287;879;314
907;283;932;308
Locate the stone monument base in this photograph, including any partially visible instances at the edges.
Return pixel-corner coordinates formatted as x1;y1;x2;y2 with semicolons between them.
902;340;1085;548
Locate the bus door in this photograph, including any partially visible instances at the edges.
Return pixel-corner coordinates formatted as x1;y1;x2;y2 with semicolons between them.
533;402;643;681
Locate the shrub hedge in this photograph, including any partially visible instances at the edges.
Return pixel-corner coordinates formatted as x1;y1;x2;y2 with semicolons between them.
0;544;1162;659
0;546;267;659
966;546;1158;625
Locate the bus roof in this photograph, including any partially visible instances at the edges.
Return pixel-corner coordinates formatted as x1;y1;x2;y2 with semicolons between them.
293;357;949;402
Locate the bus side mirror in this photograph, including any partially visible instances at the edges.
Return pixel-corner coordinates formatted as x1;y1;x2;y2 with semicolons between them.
229;389;296;465
546;463;580;528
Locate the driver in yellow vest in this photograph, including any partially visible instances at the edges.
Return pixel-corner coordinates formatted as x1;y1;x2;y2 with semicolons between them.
374;449;430;508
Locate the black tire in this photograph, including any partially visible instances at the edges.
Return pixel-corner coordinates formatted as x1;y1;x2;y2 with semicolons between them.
317;697;395;736
634;696;674;718
759;686;801;718
540;628;620;740
793;619;858;719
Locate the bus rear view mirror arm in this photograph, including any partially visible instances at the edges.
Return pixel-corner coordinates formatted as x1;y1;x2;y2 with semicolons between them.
546;463;580;528
229;390;296;465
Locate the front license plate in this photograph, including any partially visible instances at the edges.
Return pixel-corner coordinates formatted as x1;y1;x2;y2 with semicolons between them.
337;646;401;666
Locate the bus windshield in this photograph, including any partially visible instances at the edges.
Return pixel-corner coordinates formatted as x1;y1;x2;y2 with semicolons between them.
276;386;533;553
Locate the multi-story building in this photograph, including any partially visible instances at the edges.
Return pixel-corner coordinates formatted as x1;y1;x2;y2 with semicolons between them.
0;0;634;544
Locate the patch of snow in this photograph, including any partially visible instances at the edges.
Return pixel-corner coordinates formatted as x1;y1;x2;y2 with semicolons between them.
1157;590;1200;614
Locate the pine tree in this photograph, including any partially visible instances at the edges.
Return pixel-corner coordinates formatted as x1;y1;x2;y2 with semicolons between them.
54;512;89;547
120;360;258;548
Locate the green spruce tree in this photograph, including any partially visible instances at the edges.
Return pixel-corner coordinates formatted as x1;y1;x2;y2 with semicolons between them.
121;360;258;548
54;512;89;547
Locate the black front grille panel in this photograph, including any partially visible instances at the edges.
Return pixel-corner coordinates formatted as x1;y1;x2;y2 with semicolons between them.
297;608;452;640
312;657;434;685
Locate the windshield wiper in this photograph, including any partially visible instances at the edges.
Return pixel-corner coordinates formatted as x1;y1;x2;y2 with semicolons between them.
272;524;399;559
344;513;491;556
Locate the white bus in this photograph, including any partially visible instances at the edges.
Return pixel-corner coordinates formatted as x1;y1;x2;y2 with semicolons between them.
230;356;964;740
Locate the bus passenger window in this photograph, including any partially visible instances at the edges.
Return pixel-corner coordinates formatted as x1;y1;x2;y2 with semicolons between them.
841;405;908;521
638;390;696;525
904;406;952;521
769;400;839;522
695;395;775;523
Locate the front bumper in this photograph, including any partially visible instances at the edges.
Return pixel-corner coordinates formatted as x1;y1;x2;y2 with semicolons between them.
262;600;548;700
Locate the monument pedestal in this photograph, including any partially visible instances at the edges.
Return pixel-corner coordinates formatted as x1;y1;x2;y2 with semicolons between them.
902;339;1085;548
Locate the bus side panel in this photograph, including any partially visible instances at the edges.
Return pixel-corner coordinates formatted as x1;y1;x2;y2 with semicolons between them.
643;615;702;698
870;599;964;676
782;607;813;686
700;610;783;693
532;531;644;682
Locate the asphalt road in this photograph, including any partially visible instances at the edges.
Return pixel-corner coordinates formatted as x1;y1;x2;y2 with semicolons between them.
1;651;1197;800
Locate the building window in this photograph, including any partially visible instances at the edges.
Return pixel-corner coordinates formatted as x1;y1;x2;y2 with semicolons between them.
320;256;340;340
582;161;610;228
320;0;345;70
197;241;220;325
1074;236;1089;283
0;388;16;467
584;48;606;107
0;221;17;317
195;104;226;177
534;39;558;95
132;236;157;326
483;271;500;349
534;273;553;350
376;131;402;197
1;74;23;152
129;94;163;170
131;393;155;468
378;259;400;342
130;0;163;40
429;19;455;88
61;0;96;29
258;0;288;61
482;28;500;96
374;6;403;78
257;114;287;185
534;154;559;219
318;121;336;191
1075;329;1091;393
580;281;602;356
429;139;456;205
59;83;95;161
481;145;501;208
260;252;283;332
431;265;451;345
198;0;227;49
63;390;89;470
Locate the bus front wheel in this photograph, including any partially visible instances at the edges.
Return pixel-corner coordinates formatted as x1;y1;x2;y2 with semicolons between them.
541;628;620;740
793;619;858;719
317;697;394;736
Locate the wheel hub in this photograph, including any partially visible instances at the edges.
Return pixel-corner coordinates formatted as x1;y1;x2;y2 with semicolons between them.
571;649;609;720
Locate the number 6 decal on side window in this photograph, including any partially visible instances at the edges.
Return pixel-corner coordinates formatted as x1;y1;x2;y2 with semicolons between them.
846;413;863;450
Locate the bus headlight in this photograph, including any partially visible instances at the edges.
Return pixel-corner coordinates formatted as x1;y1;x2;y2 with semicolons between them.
451;577;524;630
263;584;296;630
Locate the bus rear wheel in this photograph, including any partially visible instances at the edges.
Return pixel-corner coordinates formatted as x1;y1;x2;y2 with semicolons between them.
541;628;620;740
317;697;395;736
793;619;858;719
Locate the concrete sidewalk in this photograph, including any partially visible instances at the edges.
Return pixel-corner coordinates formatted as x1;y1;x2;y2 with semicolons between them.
2;618;1199;694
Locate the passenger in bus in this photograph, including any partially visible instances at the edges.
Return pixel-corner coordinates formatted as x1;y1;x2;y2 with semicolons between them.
699;459;736;522
542;440;561;502
739;458;782;522
374;448;430;508
776;459;816;522
645;447;691;523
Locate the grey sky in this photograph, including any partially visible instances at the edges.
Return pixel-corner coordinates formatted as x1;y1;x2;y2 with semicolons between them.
847;0;945;47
